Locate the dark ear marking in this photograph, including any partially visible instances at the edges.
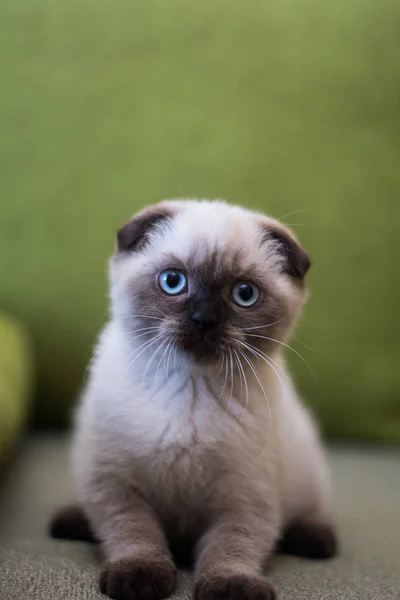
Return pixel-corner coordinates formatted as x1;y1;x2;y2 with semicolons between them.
117;206;174;253
264;227;311;278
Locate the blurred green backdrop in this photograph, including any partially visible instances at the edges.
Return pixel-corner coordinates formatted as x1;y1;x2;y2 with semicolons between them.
1;0;399;441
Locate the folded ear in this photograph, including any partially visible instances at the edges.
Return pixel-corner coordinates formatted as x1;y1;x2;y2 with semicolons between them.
117;205;174;252
263;224;311;278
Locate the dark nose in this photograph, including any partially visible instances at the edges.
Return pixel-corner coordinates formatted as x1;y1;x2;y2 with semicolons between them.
190;308;219;335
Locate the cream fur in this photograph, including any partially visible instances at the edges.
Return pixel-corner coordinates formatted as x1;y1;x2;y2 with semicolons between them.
71;199;333;585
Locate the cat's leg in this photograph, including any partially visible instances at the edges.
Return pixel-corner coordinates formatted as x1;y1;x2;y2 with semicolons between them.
277;458;338;560
194;509;279;600
49;504;97;542
82;476;177;600
277;399;338;560
277;517;338;559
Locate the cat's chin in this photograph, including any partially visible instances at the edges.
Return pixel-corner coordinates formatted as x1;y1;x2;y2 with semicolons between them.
178;338;223;365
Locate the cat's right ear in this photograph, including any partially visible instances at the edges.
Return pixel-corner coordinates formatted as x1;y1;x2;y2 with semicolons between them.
117;205;174;253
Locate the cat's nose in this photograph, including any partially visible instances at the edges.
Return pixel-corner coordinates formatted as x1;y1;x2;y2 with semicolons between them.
190;309;219;335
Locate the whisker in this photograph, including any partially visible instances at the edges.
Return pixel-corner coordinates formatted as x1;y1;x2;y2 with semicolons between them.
141;337;168;383
124;329;160;343
148;306;172;320
292;336;316;353
123;334;164;376
238;349;268;407
124;326;160;335
124;335;161;365
238;348;272;459
120;315;164;321
245;333;317;384
233;348;248;410
227;347;234;412
219;353;229;399
244;318;285;331
281;222;312;228
156;337;173;382
173;340;179;372
165;335;176;375
262;349;300;404
209;352;225;384
239;339;290;400
238;349;272;431
233;348;243;402
276;207;314;221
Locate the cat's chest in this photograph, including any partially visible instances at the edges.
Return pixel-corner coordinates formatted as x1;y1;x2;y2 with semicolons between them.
125;376;224;454
116;374;252;480
102;372;268;511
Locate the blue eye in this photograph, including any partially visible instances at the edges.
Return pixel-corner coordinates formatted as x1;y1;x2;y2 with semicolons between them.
232;281;260;307
158;270;188;296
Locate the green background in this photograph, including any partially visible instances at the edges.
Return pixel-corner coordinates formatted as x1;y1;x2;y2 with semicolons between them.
1;0;399;441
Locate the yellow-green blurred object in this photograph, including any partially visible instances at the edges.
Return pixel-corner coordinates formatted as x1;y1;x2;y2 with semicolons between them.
0;0;399;441
0;312;33;465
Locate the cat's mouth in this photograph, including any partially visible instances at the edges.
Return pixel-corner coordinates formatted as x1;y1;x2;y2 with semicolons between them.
179;332;223;362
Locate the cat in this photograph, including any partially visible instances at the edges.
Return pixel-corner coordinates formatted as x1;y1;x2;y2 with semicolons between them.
50;199;337;600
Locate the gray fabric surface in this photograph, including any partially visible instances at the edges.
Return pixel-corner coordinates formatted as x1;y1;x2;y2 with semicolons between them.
0;434;399;600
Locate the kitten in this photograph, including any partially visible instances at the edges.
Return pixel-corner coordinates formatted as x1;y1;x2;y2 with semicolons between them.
51;199;337;600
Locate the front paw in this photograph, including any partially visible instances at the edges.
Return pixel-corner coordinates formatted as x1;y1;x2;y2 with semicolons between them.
195;573;276;600
100;556;177;600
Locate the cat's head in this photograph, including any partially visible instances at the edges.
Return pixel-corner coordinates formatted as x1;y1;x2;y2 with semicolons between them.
110;200;310;367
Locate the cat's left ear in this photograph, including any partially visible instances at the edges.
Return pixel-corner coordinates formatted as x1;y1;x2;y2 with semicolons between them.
263;223;311;278
117;204;174;253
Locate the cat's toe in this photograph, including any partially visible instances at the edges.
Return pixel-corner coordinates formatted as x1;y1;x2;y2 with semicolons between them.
100;556;177;600
195;573;276;600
